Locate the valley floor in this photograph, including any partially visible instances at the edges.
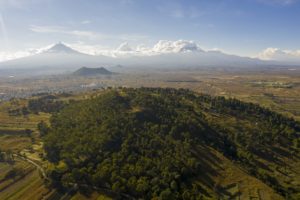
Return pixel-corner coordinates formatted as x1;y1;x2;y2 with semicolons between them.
0;68;299;199
1;67;299;120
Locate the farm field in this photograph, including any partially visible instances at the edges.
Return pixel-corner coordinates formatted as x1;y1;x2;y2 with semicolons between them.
1;68;299;121
0;92;117;200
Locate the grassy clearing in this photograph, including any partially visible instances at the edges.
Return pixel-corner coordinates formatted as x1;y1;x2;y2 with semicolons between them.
70;192;113;200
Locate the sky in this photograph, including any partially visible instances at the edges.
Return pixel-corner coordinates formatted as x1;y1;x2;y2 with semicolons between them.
0;0;300;61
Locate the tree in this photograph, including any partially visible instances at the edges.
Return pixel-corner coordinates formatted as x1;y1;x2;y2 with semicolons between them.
112;181;122;192
22;106;30;116
25;129;33;137
159;189;173;200
37;121;49;137
136;177;149;194
170;180;178;191
43;88;300;199
0;150;4;162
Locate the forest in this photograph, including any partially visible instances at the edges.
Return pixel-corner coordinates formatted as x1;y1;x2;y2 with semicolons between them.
43;88;300;199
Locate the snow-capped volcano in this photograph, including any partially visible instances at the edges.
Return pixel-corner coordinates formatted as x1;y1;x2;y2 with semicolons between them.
0;42;113;73
43;42;83;54
0;40;288;75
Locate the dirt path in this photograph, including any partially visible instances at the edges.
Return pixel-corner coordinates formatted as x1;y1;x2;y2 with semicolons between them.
13;154;48;181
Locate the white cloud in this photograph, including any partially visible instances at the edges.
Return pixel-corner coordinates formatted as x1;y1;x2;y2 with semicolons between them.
0;50;37;61
45;40;204;58
136;44;150;52
258;47;300;61
4;40;300;65
0;44;54;61
258;48;280;60
0;51;29;61
0;40;206;61
29;25;148;41
152;40;202;53
29;25;100;39
102;40;204;57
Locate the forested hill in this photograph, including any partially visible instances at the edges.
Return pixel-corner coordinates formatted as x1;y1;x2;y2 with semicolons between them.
73;67;113;76
44;88;300;199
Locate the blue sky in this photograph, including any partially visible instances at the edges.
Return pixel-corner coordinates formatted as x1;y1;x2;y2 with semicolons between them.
0;0;300;59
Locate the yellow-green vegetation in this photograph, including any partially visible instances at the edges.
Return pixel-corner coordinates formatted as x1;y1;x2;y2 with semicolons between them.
0;99;50;130
0;96;54;200
44;88;300;199
0;92;113;200
0;159;53;200
70;192;113;200
0;135;31;152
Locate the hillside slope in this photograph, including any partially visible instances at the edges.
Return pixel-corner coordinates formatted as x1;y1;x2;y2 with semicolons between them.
73;67;113;76
44;88;300;199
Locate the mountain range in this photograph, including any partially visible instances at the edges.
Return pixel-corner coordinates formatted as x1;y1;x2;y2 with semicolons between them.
0;41;296;75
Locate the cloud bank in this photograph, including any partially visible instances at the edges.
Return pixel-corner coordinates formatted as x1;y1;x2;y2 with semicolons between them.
70;40;204;58
258;47;300;62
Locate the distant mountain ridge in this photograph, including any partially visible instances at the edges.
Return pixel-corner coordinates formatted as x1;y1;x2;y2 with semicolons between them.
0;41;293;74
0;43;113;75
73;67;113;76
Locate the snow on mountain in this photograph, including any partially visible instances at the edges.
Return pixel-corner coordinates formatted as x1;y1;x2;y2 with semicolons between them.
0;43;114;73
0;43;80;62
152;40;203;53
108;40;269;68
43;42;82;54
100;40;204;58
0;40;288;74
116;42;134;52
